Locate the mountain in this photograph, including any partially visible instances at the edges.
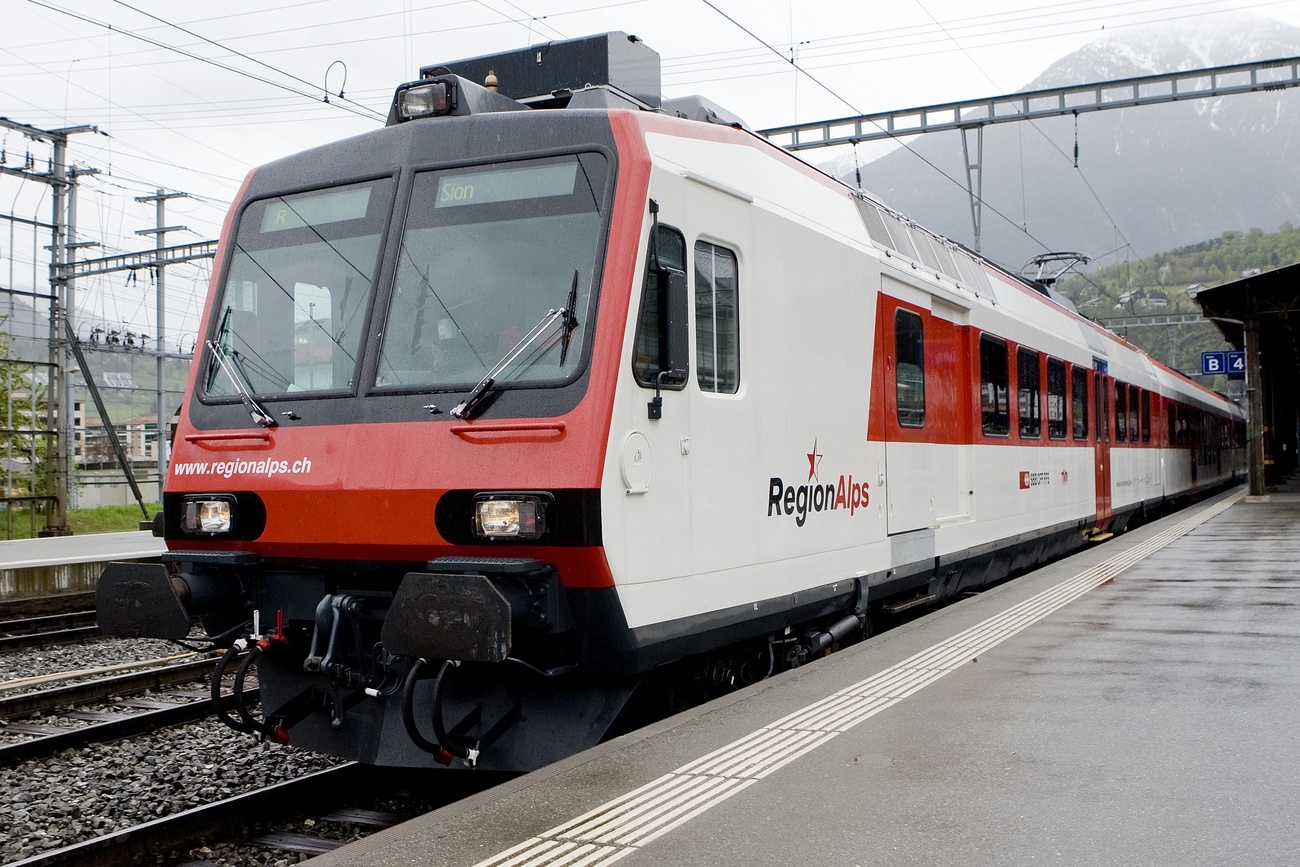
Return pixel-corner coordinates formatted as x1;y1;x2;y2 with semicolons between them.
840;16;1300;275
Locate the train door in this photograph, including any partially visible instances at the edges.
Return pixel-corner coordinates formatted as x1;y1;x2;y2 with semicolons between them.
1092;364;1113;529
881;280;934;535
619;220;693;586
622;172;755;592
686;228;755;576
929;299;972;525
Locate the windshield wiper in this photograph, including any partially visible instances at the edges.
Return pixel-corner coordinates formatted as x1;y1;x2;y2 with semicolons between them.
560;269;580;365
206;339;278;428
451;305;569;420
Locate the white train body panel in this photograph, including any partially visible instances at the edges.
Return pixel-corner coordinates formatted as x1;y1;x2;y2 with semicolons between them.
600;115;1243;634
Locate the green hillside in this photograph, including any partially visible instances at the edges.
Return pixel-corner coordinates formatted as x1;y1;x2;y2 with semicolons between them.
1054;224;1300;391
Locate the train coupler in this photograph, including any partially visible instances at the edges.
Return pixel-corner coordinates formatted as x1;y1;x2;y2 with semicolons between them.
303;593;368;681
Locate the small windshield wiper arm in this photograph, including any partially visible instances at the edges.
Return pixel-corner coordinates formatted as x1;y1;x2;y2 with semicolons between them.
206;339;278;428
560;269;580;366
451;306;568;420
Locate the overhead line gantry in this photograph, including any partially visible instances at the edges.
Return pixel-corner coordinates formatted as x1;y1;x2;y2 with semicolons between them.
758;56;1300;253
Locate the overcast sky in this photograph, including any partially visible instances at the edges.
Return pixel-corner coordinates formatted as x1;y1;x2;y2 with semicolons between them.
4;0;1300;347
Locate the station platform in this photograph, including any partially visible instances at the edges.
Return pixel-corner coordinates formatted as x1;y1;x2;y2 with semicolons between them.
0;530;163;570
0;530;163;599
312;486;1300;866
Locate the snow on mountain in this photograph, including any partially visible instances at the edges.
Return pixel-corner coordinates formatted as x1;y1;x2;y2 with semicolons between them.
827;16;1300;273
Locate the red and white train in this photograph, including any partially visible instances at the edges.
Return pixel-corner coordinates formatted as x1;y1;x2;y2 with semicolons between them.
97;33;1245;771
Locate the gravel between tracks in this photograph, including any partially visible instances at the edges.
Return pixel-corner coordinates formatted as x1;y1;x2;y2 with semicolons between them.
1;634;213;745
0;635;193;687
1;634;341;865
0;717;339;864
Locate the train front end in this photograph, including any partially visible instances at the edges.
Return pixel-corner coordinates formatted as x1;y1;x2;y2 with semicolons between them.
95;52;658;770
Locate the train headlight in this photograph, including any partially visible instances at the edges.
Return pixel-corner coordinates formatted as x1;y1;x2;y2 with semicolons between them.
181;496;236;535
396;81;454;120
473;495;547;539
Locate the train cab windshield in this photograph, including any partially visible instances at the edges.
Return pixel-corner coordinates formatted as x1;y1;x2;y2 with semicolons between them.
207;177;394;398
375;152;607;391
203;151;609;407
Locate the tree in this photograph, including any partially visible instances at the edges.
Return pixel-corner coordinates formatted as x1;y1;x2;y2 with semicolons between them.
0;323;49;499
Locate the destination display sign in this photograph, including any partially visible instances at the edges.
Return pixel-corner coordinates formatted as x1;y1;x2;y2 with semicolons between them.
260;185;373;233
435;162;578;208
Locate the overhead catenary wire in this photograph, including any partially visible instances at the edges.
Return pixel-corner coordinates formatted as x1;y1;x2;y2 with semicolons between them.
697;0;1063;259
23;0;387;123
106;0;386;121
4;0;1288;348
908;0;1154;285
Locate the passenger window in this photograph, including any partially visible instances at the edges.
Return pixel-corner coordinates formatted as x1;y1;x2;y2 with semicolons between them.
1071;365;1088;440
1129;384;1140;442
1097;374;1110;443
1017;347;1041;438
980;336;1010;436
1046;358;1066;440
695;241;739;394
895;309;925;427
632;225;687;388
1115;382;1128;441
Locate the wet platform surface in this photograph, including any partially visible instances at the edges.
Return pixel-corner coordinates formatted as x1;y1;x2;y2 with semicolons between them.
313;487;1300;866
0;530;163;569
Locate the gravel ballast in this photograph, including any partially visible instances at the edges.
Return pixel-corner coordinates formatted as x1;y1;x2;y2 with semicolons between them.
1;634;343;865
0;719;338;864
0;635;199;690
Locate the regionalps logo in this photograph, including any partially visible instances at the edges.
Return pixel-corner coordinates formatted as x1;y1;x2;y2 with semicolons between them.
767;440;870;527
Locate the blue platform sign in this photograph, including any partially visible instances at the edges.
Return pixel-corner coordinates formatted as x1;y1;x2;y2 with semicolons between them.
1200;351;1226;375
1226;350;1245;380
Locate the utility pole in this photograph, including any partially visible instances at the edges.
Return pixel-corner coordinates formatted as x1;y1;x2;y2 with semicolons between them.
44;135;68;535
65;166;100;512
0;119;103;536
56;238;217;521
135;189;187;501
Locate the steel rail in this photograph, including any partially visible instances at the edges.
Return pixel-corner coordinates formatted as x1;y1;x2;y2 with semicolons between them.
0;625;101;651
0;611;100;651
0;592;96;620
5;763;364;867
0;658;217;720
0;688;258;766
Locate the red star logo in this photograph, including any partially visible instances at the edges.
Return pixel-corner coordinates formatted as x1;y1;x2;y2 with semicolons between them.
807;440;822;481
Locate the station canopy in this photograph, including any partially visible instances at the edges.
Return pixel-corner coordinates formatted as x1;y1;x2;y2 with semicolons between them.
1189;261;1300;487
1189;262;1300;377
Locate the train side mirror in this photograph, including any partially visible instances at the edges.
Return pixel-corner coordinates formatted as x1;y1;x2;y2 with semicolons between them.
648;266;689;420
661;268;689;382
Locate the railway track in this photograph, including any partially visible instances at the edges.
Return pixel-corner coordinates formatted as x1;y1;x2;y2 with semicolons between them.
0;654;225;765
0;593;101;651
0;655;219;717
6;762;503;867
0;593;96;621
7;763;365;867
0;611;100;651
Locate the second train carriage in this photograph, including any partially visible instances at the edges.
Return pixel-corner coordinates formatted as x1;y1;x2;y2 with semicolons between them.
96;33;1245;771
